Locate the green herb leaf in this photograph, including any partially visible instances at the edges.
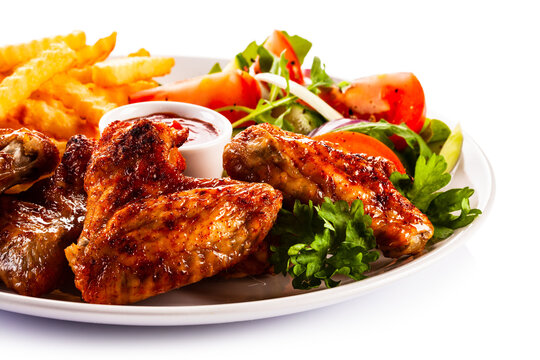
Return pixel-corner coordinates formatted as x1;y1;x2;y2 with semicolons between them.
270;198;378;290
208;62;222;74
257;46;274;73
336;120;433;174
281;31;312;65
419;118;451;154
310;56;334;89
232;41;260;71
426;187;482;239
390;153;481;240
407;153;451;211
337;80;351;90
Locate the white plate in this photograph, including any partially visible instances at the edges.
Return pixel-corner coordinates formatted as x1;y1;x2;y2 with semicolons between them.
0;57;495;326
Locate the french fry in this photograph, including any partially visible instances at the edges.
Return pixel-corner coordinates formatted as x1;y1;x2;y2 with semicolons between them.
19;96;98;140
74;32;117;67
40;73;116;126
67;66;93;83
0;104;25;129
0;31;85;72
88;80;159;105
0;42;76;119
92;56;174;86
0;31;174;145
128;48;150;57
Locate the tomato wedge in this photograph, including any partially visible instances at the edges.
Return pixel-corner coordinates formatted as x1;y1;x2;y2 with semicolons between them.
129;70;261;123
263;30;304;85
320;72;426;133
313;131;406;174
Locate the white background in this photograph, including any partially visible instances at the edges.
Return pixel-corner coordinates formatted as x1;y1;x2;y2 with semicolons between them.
1;0;538;358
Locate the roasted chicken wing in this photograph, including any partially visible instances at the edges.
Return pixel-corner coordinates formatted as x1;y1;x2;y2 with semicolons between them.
0;135;95;296
66;120;282;304
0;128;60;193
223;123;434;258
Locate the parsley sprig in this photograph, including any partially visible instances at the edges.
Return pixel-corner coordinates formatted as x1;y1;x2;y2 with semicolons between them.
390;153;481;240
270;198;379;290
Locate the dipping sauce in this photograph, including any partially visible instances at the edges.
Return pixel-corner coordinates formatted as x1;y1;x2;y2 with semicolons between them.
128;112;220;145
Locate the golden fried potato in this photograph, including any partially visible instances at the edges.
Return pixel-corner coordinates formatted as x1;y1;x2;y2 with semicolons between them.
0;31;175;143
0;31;85;72
0;42;76;119
21;97;97;140
67;67;93;83
40;73;116;126
0;104;25;129
88;80;158;106
91;56;174;86
74;32;117;68
128;48;151;57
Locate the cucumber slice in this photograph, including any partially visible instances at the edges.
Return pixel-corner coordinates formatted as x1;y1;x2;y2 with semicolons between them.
283;104;324;134
439;124;463;173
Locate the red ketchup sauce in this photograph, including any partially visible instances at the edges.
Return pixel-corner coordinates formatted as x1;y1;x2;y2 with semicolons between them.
127;112;219;145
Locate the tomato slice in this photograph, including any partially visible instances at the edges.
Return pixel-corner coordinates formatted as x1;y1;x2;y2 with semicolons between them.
263;30;304;85
129;70;261;123
320;72;426;133
313;131;406;174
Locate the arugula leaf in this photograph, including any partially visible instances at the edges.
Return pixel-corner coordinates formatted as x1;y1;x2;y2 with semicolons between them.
281;31;312;65
231;41;260;71
310;56;334;89
257;46;274;73
339;121;432;158
225;53;335;130
337;120;433;174
390;153;481;240
208;62;222;74
228;41;274;73
270;198;378;289
337;80;351;90
216;33;337;131
232;32;311;74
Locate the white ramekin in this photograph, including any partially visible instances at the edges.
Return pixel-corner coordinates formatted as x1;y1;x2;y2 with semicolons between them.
98;101;232;178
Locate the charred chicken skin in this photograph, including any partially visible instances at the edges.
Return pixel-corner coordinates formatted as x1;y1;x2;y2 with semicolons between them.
65;120;282;304
0;128;60;193
0;135;95;296
223;123;434;258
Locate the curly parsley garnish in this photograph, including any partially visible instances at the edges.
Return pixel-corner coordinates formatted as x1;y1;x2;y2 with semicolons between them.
390;153;481;240
270;198;379;290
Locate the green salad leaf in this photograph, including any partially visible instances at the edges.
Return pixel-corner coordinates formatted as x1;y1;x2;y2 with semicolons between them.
270;198;379;289
224;54;335;131
336;120;432;174
309;56;334;89
234;41;259;71
208;62;222;74
228;40;274;72
419;118;451;153
281;31;312;65
390;153;481;241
